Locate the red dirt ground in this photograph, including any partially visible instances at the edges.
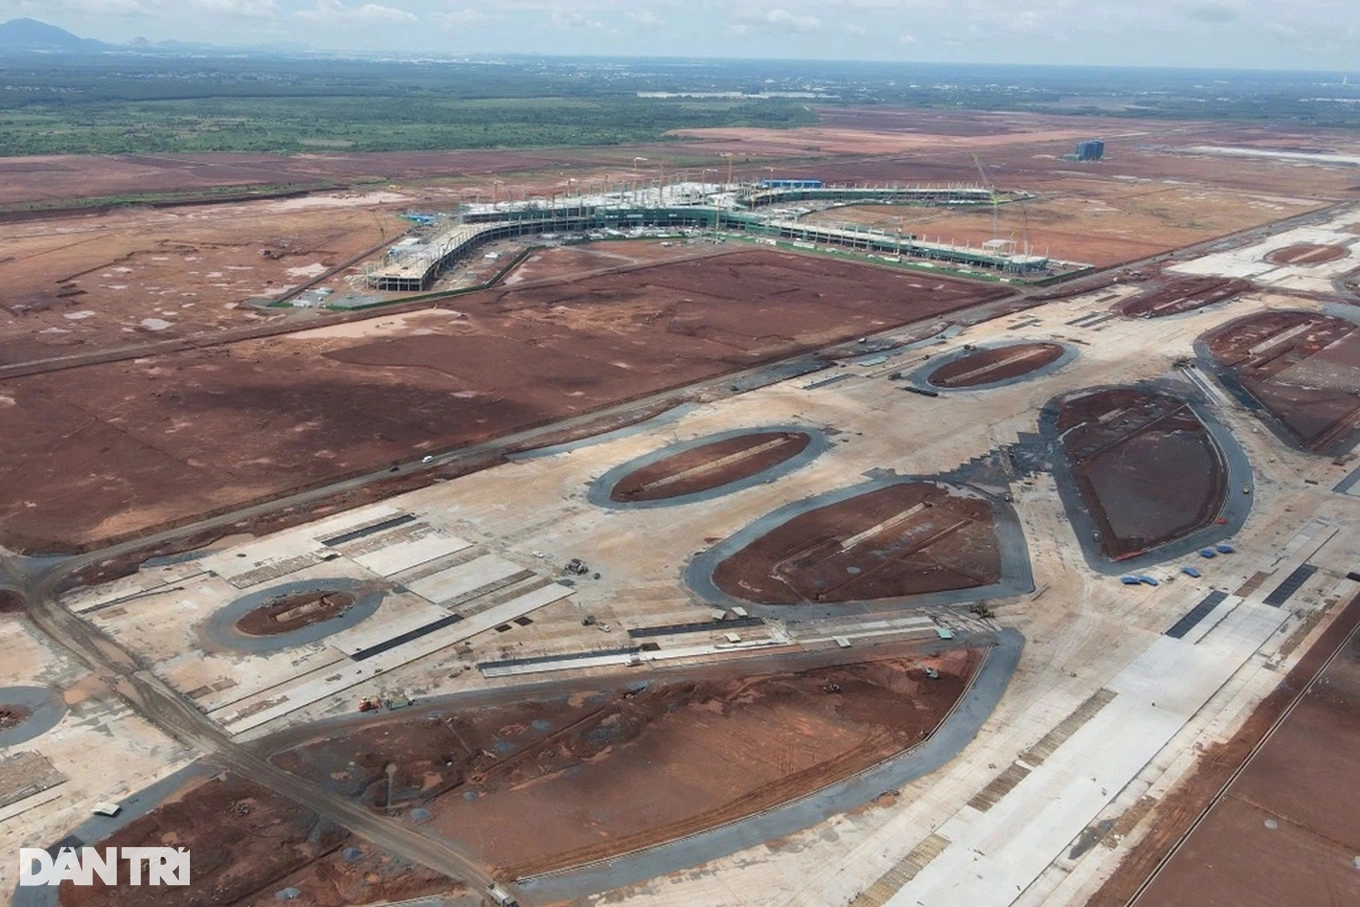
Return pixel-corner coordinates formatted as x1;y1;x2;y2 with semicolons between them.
502;240;726;286
712;482;1001;605
234;590;356;637
1202;310;1360;453
57;772;457;907
0;149;680;209
270;646;982;879
1115;276;1252;318
0;197;409;363
66;396;680;590
1130;600;1360;907
0;249;1012;552
1265;242;1350;265
927;342;1065;388
1056;389;1226;560
610;431;811;502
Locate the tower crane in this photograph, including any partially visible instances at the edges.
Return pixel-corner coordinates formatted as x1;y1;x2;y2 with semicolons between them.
971;153;1001;240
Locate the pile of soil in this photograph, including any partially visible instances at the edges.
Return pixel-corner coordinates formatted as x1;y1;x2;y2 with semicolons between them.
234;590;356;636
0;704;31;729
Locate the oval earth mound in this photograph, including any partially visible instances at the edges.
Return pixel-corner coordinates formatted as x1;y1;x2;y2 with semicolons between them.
712;482;1002;605
610;431;812;503
1202;310;1360;453
1057;388;1227;560
235;590;357;637
1265;243;1348;265
927;342;1065;388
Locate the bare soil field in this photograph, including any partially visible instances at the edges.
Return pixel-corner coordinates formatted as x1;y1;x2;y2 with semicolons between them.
1056;389;1226;560
712;482;1002;605
1265;242;1351;265
1115;275;1253;318
0;195;409;363
235;590;357;637
0;148;680;209
927;342;1065;388
270;646;982;879
502;240;725;285
812;108;1033;138
805;180;1321;269
57;772;456;907
1201;310;1360;453
0;249;1012;552
733;116;1360;268
610;431;811;502
690;116;1360;199
1132;602;1360;907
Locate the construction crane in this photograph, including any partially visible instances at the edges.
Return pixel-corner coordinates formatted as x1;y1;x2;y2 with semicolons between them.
971;153;1001;239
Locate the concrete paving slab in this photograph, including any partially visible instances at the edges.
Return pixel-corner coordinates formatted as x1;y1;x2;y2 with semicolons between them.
349;529;472;577
407;555;524;605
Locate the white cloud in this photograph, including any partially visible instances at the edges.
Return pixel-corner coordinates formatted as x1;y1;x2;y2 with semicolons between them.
628;10;664;26
898;32;916;45
194;0;278;16
37;0;155;14
433;8;498;26
548;8;605;29
295;0;416;24
764;8;821;32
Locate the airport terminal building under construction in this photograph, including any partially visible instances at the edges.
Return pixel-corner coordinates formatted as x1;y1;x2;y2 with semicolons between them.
364;181;1054;293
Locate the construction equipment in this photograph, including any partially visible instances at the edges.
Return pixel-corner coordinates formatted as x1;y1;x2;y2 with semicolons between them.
357;697;380;712
972;153;1001;239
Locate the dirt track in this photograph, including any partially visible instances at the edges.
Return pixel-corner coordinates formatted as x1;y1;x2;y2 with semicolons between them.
1056;389;1226;560
271;647;981;879
712;482;1002;604
0;249;1011;552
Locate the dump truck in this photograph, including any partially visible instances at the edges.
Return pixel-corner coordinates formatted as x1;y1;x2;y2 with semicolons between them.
487;883;518;906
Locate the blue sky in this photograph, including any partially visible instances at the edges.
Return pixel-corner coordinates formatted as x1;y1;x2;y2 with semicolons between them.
4;0;1357;69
